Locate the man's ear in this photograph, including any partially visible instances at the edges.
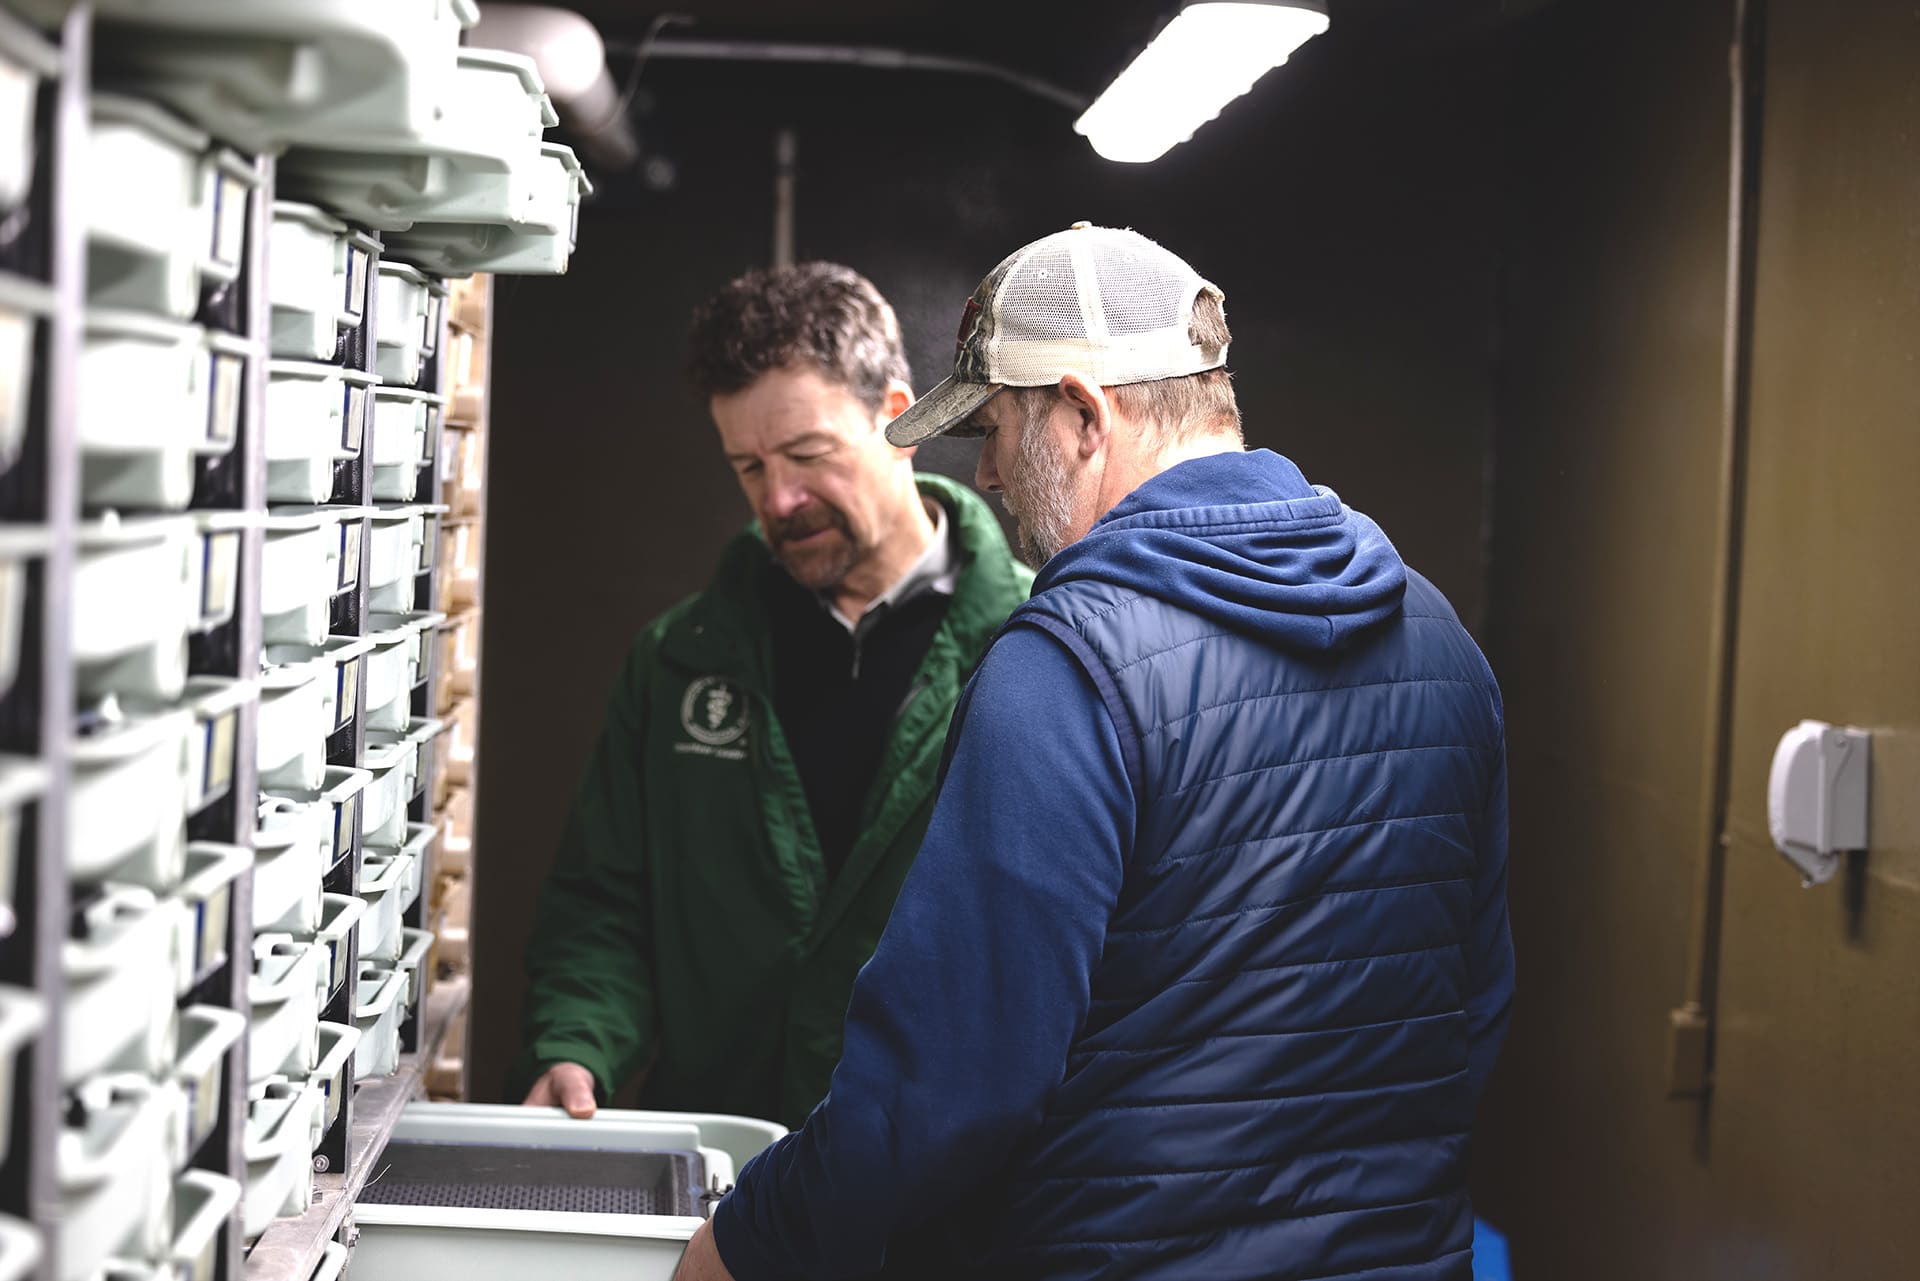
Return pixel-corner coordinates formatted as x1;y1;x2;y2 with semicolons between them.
878;380;917;455
1057;374;1113;461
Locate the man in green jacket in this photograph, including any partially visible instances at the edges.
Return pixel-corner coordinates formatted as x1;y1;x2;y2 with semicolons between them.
514;263;1032;1128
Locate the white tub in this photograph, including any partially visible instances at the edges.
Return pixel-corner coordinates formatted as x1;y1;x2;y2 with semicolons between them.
170;841;250;996
0;9;56;213
364;610;442;733
264;764;371;880
85;94;209;319
0;1214;39;1281
0;756;44;939
353;962;407;1080
350;1105;788;1281
276;49;556;233
359;737;412;851
256;653;329;793
375;261;434;385
69;709;191;887
370;387;442;501
168;1169;241;1281
243;1078;322;1240
0;985;43;1165
265;361;377;504
388;821;434;907
58;1073;177;1281
396;925;433;1015
79;311;207;510
357;851;407;964
522;144;590;235
367;504;436;610
62;885;180;1086
308;1020;361;1149
252;795;326;934
387;143;591;279
172;1005;245;1158
261;506;365;646
247;937;326;1085
296;891;366;1004
180;676;254;814
74;515;193;702
84;0;480;155
0;273;53;476
269;202;376;359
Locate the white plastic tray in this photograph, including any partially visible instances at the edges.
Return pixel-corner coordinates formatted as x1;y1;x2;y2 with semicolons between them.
0;1213;40;1281
276;48;556;232
75;515;193;702
308;1020;361;1148
351;1104;789;1281
370;387;442;501
247;936;326;1085
352;962;406;1080
169;841;250;996
0;274;53;476
244;1078;322;1241
253;795;327;934
58;1074;176;1281
62;885;180;1085
68;709;191;886
0;985;43;1166
85;93;209;319
269;201;377;359
172;1005;245;1158
375;261;434;385
79;311;212;510
84;0;480;155
256;653;329;792
368;504;441;608
0;9;57;213
265;764;371;878
366;716;442;840
168;1169;241;1281
296;891;365;1003
357;851;407;964
261;506;366;646
388;821;434;906
359;737;411;851
364;609;442;732
396;925;433;1014
266;361;377;503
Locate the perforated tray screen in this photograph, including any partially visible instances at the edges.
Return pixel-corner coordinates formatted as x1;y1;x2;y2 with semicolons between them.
358;1142;705;1217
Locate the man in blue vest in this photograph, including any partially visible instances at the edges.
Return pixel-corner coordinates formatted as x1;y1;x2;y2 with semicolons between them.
678;224;1515;1281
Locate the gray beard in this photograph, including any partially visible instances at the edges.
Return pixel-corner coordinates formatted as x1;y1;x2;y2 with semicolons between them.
1004;420;1078;565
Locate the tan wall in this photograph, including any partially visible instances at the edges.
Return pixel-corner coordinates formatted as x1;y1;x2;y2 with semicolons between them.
1478;0;1920;1276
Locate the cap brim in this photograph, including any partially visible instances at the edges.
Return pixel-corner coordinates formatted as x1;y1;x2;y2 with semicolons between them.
885;375;1001;447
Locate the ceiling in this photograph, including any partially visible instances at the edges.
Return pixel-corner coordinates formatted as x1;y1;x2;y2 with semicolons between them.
553;0;1542;101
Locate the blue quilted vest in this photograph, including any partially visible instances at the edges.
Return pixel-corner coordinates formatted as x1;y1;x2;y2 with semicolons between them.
905;454;1505;1280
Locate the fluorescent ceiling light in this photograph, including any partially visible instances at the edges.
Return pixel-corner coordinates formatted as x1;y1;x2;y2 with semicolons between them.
1074;1;1330;163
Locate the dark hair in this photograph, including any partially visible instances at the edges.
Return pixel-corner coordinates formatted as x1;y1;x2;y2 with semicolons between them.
686;262;911;412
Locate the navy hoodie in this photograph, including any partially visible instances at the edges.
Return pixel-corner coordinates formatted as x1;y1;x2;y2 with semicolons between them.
715;450;1513;1281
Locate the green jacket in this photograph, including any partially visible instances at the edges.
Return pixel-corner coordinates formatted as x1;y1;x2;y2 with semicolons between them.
515;475;1032;1127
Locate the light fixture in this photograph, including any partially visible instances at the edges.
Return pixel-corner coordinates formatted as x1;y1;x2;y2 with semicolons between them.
1074;1;1330;163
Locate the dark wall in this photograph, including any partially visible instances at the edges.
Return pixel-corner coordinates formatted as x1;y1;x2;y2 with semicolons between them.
1475;0;1734;1272
471;36;1504;1100
1477;0;1920;1276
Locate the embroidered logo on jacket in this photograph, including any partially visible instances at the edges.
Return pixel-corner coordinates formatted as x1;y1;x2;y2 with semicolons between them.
677;676;751;759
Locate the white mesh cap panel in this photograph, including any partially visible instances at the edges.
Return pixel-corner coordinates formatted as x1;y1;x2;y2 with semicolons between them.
980;225;1225;387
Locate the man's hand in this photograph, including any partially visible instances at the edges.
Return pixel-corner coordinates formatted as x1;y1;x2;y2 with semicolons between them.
673;1220;736;1281
520;1061;598;1118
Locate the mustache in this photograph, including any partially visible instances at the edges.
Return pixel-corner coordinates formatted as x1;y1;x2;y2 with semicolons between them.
766;506;850;546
